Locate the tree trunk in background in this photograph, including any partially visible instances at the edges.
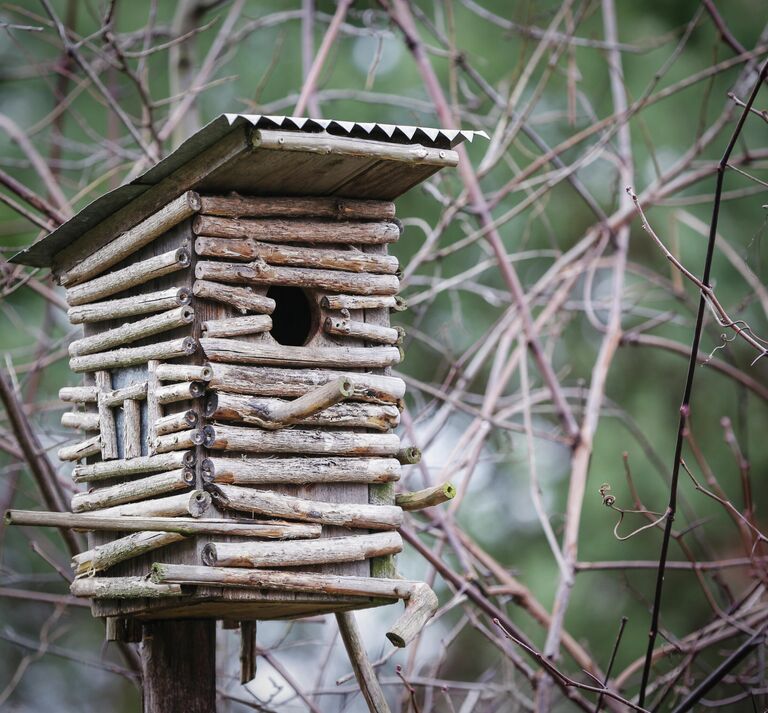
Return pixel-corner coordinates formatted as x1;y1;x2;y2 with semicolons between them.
142;620;216;713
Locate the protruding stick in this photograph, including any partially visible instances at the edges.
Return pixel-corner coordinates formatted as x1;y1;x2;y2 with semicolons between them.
237;376;353;429
324;317;401;345
66;248;190;306
202;532;402;568
67;287;191;325
70;577;183;599
395;483;456;511
71;469;194;512
153;429;204;454
321;294;407;312
60;192;201;287
211;483;403;530
336;612;393;713
96;371;118;460
69;337;197;373
72;451;193;483
193;279;275;314
240;621;257;684
4;509;320;537
199;195;395;221
59;386;98;403
155;381;206;404
72;531;185;576
58;435;101;462
101;382;148;407
61;412;100;431
396;447;421;465
386;582;438;648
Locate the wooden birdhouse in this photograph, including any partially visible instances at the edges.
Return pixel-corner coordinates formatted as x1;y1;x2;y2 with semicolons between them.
8;115;483;652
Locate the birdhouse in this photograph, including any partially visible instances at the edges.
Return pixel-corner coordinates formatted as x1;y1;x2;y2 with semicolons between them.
8;115;483;649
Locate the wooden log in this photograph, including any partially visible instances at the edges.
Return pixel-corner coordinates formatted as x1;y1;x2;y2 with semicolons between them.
58;435;101;462
151;564;422;601
201;338;400;369
396;447;422;465
101;382;148;407
199;195;395;221
72;451;193;483
60;192;201;287
155;410;198;436
155;364;212;382
66;248;191;306
206;392;399;432
5;510;321;538
71;469;194;512
61;411;100;431
95;371;118;460
336;611;393;713
201;314;272;338
68;287;191;325
156;381;206;404
202;532;402;568
71;577;184;599
146;359;161;456
68;306;195;357
195;237;399;274
192;279;275;314
386;582;439;648
396;483;456;511
256;128;458;167
193;215;401;245
70;337;197;373
324;317;401;345
94;490;210;518
208;363;405;404
195;258;399;296
72;530;185;576
123;398;142;459
321;294;407;312
204;424;400;456
201;456;401;485
154;429;204;454
210;483;403;530
59;385;98;403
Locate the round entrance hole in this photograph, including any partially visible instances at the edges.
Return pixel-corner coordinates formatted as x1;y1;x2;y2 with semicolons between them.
266;285;316;346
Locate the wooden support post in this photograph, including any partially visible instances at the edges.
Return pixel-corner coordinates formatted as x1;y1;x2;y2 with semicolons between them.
96;370;118;460
240;621;256;684
142;620;216;713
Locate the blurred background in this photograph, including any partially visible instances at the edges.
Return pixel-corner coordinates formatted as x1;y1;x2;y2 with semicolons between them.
0;1;766;711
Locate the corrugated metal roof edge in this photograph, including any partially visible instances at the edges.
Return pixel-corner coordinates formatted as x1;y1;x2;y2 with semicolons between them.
10;114;487;267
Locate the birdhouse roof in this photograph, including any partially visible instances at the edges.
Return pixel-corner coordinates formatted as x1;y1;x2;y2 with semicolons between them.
11;114;487;268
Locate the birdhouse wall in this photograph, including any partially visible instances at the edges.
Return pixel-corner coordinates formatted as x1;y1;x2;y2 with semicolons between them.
59;194;407;621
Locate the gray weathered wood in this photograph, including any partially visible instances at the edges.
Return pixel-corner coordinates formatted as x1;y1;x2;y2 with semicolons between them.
71;469;193;512
96;371;118;460
195;258;399;295
101;382;148;407
66;248;190;306
123;398;142;459
70;337;197;373
199;194;395;220
156;381;206;405
60;192;201;286
202;456;401;485
155;364;212;382
58;434;101;462
321;294;406;311
201;338;400;369
194;215;400;245
155;410;198;436
72;451;192;483
201;314;272;338
94;490;210;518
68;287;191;325
396;483;457;511
192;279;275;314
71;577;183;599
61;411;100;431
72;530;185;575
195;237;399;274
154;429;204;454
59;385;98;403
324;317;401;345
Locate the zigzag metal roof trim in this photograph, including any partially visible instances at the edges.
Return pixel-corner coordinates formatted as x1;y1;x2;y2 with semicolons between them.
224;113;488;147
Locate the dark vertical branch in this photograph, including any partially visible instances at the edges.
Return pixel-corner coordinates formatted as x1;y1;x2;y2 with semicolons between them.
636;58;768;707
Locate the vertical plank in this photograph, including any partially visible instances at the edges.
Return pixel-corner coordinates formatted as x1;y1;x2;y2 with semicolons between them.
123;398;142;459
95;370;118;460
142;620;216;713
240;620;257;684
146;359;161;455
